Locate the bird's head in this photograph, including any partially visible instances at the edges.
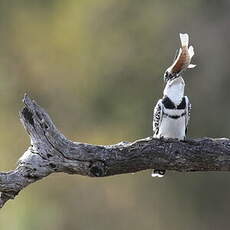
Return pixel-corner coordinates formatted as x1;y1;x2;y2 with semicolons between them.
168;76;185;86
163;76;185;101
163;69;179;83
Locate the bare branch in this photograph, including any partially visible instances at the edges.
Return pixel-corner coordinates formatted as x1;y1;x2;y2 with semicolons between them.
0;94;230;208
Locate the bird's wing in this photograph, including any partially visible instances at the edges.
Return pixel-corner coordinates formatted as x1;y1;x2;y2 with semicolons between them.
153;99;163;135
184;96;191;135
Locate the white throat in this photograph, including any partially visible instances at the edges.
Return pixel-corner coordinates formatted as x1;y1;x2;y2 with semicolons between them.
163;77;185;105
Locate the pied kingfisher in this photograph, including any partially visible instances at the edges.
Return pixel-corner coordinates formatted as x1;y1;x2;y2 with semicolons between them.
152;33;195;177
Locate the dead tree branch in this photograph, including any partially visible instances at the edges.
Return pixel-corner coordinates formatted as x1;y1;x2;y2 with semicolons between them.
0;95;230;208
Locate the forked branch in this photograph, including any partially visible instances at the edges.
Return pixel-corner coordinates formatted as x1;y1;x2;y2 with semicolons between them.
0;95;230;208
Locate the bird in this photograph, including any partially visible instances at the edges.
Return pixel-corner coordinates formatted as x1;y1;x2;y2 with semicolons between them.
152;33;194;177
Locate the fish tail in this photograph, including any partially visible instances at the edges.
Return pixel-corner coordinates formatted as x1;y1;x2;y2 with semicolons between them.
179;33;189;47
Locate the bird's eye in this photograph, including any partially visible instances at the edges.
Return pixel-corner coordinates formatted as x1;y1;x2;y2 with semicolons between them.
164;71;169;82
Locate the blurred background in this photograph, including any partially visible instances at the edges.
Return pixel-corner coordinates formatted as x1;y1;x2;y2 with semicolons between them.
0;0;230;229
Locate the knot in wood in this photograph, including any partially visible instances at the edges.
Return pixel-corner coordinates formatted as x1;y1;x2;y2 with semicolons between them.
89;161;106;177
21;107;34;126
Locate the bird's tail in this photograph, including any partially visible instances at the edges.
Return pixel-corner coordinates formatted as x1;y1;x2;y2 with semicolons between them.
179;33;189;47
151;169;166;178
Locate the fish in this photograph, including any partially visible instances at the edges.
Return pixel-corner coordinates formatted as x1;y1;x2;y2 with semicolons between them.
164;33;196;81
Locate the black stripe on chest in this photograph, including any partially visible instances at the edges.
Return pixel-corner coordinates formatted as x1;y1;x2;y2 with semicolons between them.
162;96;186;109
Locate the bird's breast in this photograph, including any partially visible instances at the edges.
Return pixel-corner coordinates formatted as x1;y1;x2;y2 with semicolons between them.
158;109;186;140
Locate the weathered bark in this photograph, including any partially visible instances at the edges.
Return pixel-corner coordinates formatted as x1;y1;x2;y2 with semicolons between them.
0;95;230;208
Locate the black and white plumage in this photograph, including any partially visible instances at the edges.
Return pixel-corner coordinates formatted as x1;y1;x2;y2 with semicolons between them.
151;33;195;177
153;93;191;140
152;76;191;177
